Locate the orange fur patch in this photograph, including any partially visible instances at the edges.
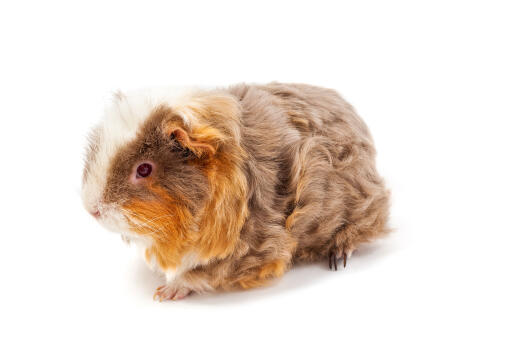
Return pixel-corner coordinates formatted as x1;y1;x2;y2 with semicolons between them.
285;209;303;230
195;151;248;259
179;94;249;260
237;260;287;289
124;184;195;271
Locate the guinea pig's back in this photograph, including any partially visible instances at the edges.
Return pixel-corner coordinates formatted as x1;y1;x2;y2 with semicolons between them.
229;82;376;162
233;82;372;142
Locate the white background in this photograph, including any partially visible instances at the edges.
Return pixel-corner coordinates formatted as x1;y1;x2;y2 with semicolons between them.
1;1;510;339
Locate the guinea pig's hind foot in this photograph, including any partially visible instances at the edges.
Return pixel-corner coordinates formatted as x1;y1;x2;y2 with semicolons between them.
328;249;348;271
153;284;191;302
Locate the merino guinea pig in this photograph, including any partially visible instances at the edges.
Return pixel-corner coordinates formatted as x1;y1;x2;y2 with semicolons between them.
81;83;390;301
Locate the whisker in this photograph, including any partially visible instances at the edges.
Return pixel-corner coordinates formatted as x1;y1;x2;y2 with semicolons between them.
119;208;176;238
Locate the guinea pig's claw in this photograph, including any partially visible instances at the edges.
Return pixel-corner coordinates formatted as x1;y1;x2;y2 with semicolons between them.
328;250;348;271
329;251;338;271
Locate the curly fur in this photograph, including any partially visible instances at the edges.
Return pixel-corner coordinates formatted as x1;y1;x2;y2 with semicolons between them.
82;82;390;300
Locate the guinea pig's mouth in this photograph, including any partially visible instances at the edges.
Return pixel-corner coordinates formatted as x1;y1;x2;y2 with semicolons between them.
94;206;130;233
89;204;129;233
84;200;154;246
99;207;154;246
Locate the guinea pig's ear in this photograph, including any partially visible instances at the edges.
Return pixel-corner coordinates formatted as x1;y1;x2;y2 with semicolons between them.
166;126;217;159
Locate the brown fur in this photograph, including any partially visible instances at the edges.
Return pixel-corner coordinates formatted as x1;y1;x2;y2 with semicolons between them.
84;83;390;297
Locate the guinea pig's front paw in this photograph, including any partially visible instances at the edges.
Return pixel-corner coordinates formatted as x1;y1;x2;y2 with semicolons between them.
153;284;191;302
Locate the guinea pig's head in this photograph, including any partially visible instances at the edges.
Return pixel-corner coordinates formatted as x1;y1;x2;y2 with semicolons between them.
81;89;248;271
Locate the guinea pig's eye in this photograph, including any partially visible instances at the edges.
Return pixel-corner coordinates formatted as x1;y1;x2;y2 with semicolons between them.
136;163;152;178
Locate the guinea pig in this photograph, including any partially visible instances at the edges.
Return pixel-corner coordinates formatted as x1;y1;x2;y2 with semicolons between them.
81;83;390;301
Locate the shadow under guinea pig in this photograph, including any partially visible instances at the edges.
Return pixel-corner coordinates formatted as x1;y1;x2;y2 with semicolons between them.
130;238;396;305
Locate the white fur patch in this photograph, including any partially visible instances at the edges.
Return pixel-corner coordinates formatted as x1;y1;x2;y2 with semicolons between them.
145;251;204;284
164;252;209;286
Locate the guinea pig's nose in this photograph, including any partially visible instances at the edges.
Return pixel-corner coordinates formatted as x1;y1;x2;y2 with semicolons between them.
90;209;101;218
